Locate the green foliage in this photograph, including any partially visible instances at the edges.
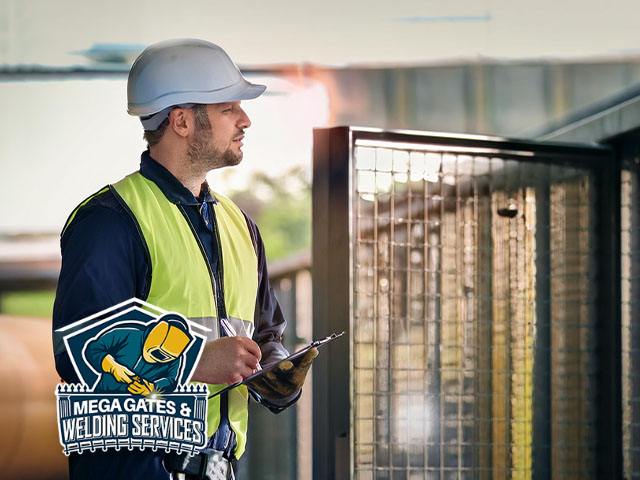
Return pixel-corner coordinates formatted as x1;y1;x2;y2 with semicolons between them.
230;166;311;261
1;289;56;318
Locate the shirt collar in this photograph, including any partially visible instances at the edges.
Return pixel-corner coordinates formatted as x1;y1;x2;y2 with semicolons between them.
139;150;217;205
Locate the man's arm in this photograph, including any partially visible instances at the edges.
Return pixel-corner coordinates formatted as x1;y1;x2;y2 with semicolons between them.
243;214;304;411
52;197;149;383
243;214;289;361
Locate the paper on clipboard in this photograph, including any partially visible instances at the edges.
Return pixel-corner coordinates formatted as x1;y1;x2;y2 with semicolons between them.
208;331;344;399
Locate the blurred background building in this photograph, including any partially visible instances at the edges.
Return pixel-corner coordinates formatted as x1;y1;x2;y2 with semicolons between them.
1;0;640;478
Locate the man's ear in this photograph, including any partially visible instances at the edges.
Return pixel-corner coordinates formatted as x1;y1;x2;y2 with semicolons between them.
168;108;191;138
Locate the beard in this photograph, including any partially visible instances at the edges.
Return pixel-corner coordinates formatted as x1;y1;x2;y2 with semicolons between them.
186;135;242;171
186;108;242;171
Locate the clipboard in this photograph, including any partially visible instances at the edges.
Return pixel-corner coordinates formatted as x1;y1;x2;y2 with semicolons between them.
208;331;344;399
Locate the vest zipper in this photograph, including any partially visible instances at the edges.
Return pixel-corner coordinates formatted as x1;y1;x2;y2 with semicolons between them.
209;203;227;321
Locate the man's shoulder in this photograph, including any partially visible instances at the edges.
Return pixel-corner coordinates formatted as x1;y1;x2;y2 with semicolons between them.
75;186;121;211
61;187;138;244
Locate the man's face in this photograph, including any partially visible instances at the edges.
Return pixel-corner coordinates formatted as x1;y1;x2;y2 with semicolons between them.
186;101;251;171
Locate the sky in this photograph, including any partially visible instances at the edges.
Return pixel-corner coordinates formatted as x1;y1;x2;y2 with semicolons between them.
1;0;639;234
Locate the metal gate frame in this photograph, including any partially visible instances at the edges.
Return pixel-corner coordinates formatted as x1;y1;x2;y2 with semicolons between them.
311;126;620;479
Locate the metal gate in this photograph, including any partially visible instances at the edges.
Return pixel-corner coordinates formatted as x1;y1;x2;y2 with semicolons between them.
312;127;619;479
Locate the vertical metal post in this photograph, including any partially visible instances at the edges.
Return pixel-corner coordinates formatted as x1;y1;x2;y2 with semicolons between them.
474;178;493;479
629;164;640;479
312;127;351;480
594;153;623;478
628;161;640;478
532;180;551;480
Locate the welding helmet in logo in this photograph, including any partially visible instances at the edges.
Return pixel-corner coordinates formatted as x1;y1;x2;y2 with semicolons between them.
143;314;193;364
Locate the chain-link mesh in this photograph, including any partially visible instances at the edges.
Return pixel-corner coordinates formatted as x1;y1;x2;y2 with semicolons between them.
352;140;597;479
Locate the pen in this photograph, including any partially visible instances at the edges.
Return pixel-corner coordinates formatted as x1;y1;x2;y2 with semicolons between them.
221;318;261;371
220;317;236;336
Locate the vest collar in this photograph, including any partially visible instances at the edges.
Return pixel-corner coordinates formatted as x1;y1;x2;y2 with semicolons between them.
139;150;218;205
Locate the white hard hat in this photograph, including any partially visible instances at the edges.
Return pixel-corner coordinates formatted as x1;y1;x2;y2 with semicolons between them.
127;39;266;130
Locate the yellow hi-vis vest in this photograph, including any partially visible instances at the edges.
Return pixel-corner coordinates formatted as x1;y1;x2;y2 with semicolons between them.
69;171;258;459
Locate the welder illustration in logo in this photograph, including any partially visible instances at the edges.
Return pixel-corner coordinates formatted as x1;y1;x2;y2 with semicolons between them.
85;313;194;395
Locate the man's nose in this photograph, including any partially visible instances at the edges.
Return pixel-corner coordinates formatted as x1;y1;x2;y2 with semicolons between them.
237;107;251;129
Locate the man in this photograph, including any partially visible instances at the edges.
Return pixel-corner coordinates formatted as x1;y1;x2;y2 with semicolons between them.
52;39;315;480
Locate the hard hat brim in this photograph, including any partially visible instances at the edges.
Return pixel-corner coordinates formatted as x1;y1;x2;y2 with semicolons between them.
128;79;266;117
233;82;267;101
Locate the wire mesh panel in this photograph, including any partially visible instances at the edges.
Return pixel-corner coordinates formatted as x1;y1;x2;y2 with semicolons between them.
622;167;640;479
351;137;598;479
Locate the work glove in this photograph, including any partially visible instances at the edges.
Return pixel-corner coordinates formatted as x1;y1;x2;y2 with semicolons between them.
127;377;156;396
248;347;318;400
101;354;136;384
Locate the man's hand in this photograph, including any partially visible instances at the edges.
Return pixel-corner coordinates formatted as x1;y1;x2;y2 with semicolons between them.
101;354;136;384
248;347;318;401
127;377;155;396
190;336;262;385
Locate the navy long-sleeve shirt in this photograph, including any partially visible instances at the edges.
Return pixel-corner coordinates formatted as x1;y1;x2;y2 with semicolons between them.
53;151;294;479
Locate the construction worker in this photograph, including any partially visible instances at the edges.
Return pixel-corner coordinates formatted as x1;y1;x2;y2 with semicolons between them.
52;38;316;480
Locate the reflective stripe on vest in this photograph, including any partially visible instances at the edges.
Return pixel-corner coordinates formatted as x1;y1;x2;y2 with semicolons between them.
68;172;258;458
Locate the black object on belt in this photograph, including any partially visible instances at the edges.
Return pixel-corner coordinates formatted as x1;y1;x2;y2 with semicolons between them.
164;448;231;480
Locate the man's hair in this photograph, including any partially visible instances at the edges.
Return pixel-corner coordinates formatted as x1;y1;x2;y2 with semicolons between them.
143;104;210;146
143;117;170;146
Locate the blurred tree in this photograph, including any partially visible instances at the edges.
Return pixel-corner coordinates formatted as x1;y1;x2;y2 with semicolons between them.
0;290;56;317
229;166;311;261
